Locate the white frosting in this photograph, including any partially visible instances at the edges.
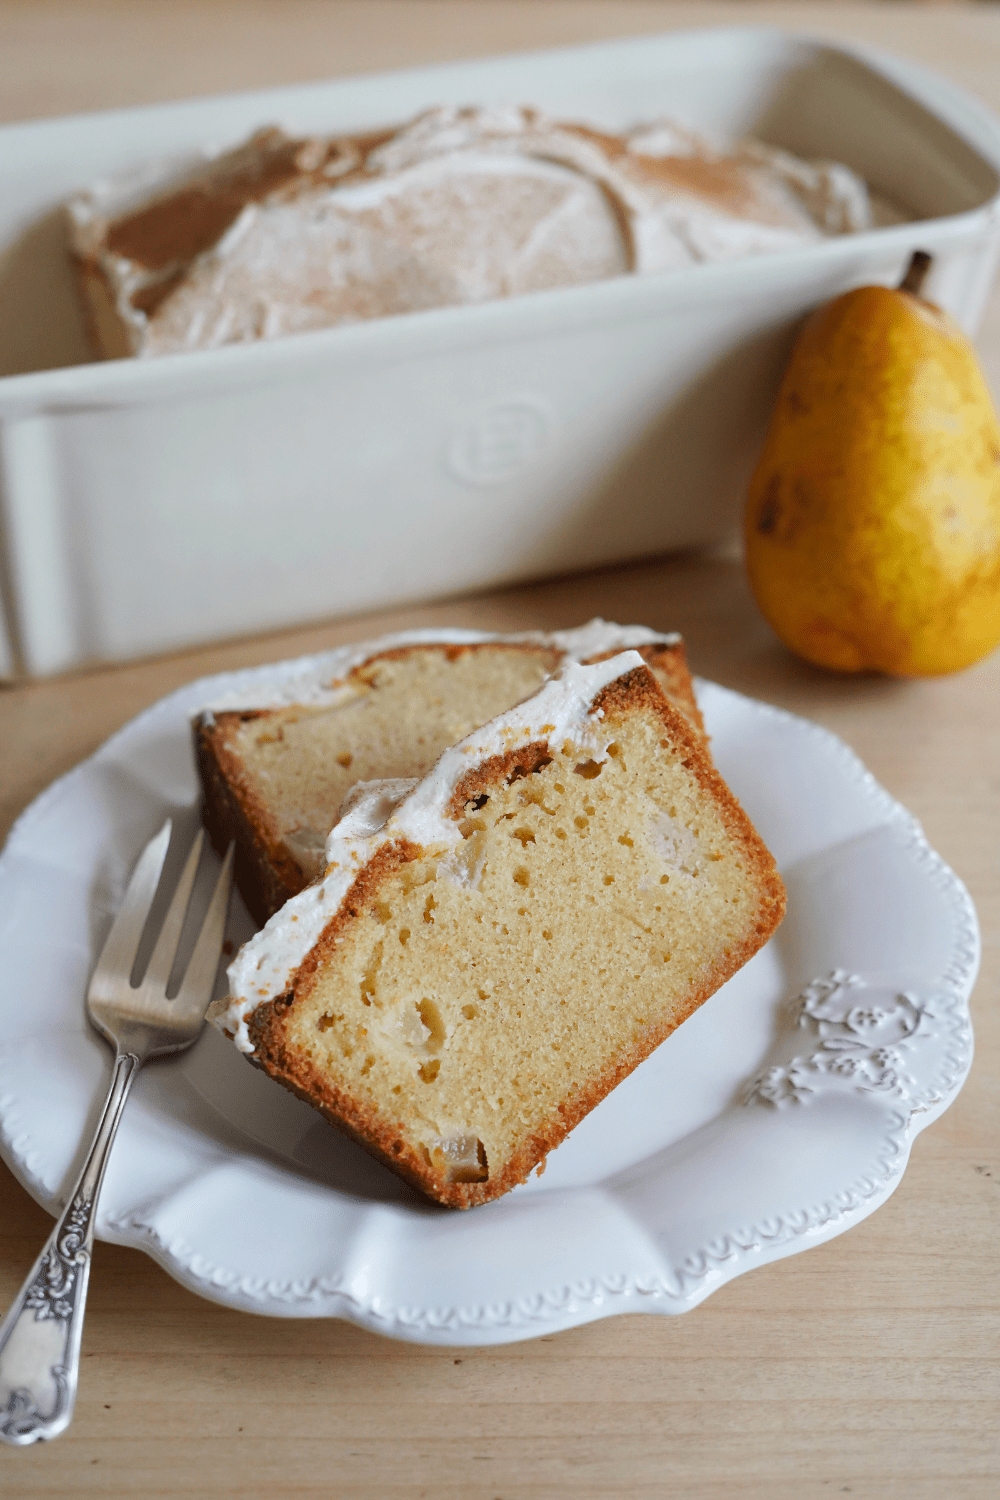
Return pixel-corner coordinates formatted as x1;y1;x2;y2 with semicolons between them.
196;617;680;714
337;778;417;835
217;650;643;1052
626;121;702;158
136;148;630;353
70;105;896;357
360;105;881;272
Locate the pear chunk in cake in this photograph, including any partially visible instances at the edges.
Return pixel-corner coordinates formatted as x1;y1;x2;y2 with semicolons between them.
214;652;785;1207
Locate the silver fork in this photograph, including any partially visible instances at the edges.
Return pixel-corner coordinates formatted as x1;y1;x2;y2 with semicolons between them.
0;820;233;1447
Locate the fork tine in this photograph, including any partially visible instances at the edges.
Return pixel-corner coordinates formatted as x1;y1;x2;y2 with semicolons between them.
88;820;172;998
140;827;205;996
172;843;234;1016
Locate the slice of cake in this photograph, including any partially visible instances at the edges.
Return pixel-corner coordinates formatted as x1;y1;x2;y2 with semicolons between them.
68;105;890;360
194;622;703;923
212;652;785;1208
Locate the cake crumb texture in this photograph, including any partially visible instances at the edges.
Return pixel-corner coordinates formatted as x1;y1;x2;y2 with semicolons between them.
242;663;784;1207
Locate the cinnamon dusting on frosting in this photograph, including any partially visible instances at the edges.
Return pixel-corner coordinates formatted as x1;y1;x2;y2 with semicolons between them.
68;105;898;360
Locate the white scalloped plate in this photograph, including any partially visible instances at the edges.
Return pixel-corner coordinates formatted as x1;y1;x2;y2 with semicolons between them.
0;660;978;1344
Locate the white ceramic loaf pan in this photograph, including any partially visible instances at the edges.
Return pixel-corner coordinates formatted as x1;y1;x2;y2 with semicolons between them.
1;27;1000;678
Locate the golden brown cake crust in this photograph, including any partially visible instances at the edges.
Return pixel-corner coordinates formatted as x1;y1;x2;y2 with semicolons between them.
446;740;555;820
593;665;785;942
240;665;785;1209
195;708;303;925
610;639;706;738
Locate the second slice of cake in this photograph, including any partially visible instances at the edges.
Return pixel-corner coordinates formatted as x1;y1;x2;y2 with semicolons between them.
213;652;785;1207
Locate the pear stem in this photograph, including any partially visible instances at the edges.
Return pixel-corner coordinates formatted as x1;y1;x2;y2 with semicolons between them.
900;250;933;296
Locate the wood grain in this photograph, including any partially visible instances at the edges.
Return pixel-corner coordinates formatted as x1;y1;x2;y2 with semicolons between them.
1;5;998;1497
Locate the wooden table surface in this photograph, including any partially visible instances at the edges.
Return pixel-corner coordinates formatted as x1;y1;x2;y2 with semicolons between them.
1;4;998;1496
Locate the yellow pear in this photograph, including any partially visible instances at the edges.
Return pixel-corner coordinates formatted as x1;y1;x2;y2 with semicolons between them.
744;252;1000;676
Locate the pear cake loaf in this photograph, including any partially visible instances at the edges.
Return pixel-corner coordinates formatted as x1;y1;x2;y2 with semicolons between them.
195;621;704;923
68;105;892;360
212;652;785;1208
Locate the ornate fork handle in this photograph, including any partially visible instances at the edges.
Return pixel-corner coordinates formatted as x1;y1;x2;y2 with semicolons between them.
0;1051;140;1446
